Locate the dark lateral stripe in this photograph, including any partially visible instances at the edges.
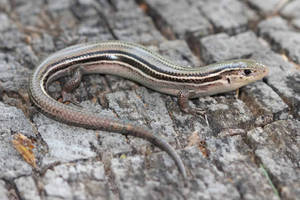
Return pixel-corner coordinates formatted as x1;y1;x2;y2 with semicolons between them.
43;50;234;83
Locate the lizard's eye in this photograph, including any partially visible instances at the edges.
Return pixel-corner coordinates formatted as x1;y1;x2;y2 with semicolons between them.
244;69;252;76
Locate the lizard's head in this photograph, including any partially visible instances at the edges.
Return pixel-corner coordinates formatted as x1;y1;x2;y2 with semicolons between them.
223;59;269;89
194;59;269;97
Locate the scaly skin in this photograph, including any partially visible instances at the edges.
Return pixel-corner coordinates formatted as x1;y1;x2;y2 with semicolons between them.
29;41;269;179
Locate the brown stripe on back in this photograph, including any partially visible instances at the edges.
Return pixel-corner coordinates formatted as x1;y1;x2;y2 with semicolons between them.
42;51;236;84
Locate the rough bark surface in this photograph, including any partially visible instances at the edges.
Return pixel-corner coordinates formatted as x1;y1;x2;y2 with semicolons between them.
0;0;299;199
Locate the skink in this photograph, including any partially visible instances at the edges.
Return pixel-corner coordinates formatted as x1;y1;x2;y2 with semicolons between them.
29;41;269;179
